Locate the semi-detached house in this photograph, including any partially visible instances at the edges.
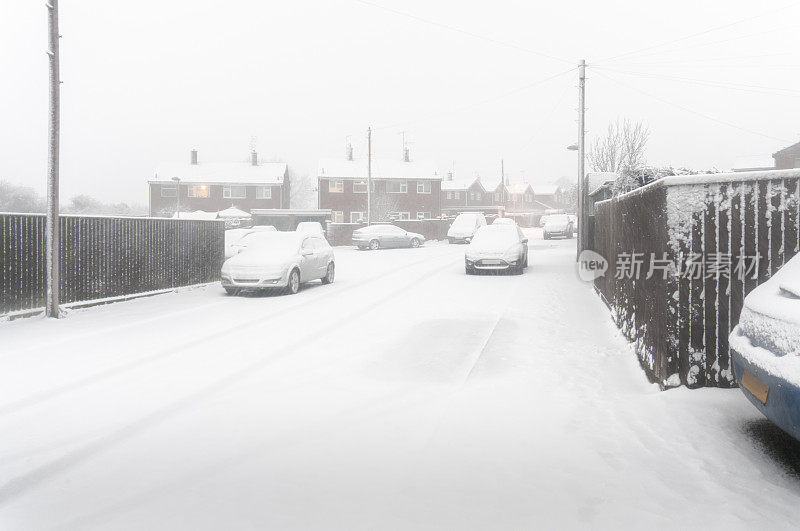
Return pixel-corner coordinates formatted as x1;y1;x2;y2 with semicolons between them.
317;151;441;222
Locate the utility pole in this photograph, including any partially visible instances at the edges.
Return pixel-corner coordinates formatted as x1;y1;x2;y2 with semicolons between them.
45;0;61;318
367;127;372;225
577;59;586;259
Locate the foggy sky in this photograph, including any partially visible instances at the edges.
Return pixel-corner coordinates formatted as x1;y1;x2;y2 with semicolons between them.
2;0;799;203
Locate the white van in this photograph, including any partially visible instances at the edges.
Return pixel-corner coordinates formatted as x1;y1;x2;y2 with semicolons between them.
447;212;487;244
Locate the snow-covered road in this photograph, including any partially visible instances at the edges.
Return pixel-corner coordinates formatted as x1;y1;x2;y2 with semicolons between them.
1;230;799;530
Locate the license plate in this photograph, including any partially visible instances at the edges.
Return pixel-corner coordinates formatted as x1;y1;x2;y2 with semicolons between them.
482;260;503;265
741;370;769;404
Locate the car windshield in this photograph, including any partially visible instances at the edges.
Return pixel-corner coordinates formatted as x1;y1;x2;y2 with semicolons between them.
452;214;479;229
470;226;519;247
240;233;302;256
546;215;569;225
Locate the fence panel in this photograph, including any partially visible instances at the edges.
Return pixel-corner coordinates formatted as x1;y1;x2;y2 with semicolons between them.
593;170;800;388
0;214;224;315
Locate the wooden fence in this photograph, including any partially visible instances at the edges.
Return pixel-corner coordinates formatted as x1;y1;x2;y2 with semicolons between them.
0;213;225;315
592;169;800;388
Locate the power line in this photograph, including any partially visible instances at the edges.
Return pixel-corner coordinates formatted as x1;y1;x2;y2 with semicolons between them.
373;66;577;131
593;69;792;143
352;0;573;65
597;1;800;64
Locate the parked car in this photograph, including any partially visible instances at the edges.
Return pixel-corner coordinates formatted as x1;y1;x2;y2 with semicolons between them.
464;224;528;275
352;224;425;250
567;214;578;228
543;214;574;239
224;226;277;259
492;217;516;226
539;215;549;227
730;254;800;440
221;232;335;295
296;221;325;236
447;212;487;243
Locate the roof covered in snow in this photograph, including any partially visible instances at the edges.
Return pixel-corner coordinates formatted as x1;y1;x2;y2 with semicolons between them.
533;184;560;196
317;158;441;180
217;207;252;218
586;172;618;195
153;162;287;184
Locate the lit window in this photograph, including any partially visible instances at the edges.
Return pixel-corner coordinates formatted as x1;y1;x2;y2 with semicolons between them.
353;181;368;193
161;186;177;198
256;187;272;199
387;181;408;193
223;186;247;199
417;181;431;194
188;185;209;198
329;180;344;193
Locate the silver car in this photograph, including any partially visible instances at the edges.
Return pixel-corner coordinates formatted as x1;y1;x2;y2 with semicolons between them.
353;224;425;250
465;224;529;275
221;232;335;295
543;214;574;239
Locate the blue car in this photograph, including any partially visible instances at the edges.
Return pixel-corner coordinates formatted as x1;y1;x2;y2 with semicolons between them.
730;254;800;440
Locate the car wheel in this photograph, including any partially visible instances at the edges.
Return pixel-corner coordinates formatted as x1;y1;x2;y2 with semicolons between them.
224;287;238;296
448;237;454;244
286;268;300;295
369;239;380;250
321;262;335;284
410;238;420;248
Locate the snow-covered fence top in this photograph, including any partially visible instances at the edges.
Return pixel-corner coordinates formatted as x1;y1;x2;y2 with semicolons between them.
0;213;224;315
592;169;800;389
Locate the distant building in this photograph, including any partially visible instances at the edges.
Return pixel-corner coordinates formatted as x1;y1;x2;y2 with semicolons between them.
317;147;441;222
773;141;800;170
148;150;290;217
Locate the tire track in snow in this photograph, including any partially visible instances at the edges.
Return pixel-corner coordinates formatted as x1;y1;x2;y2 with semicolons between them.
0;247;459;417
0;251;464;505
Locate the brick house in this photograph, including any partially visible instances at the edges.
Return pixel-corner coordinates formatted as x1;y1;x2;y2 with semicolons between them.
506;180;537;212
441;176;496;209
149;150;290;217
773;141;800;170
317;150;441;222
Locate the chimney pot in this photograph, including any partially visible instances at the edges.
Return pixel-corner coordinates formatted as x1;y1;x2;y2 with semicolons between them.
251;151;258;166
403;147;410;162
190;149;198;165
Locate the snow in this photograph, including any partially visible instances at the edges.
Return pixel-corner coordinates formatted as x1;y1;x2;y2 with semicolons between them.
317;157;440;181
171;210;219;220
732;154;775;172
216;207;251;218
154;161;287;184
1;232;800;529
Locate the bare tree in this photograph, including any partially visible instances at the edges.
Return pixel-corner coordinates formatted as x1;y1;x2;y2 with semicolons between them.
587;119;649;194
371;192;400;222
289;171;317;209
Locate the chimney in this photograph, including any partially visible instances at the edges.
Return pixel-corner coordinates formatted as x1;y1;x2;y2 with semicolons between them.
251;151;258;166
346;143;353;161
190;149;198;165
447;171;453;181
403;147;410;162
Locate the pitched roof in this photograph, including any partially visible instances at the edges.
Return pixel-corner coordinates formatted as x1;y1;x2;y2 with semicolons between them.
774;140;800;157
533;184;560;196
153;161;287;184
317;157;441;180
586;172;618;195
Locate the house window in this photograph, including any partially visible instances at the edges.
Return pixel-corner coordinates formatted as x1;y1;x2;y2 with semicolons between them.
329;180;344;193
350;211;365;223
353;181;368;193
386;181;408;193
188;185;210;198
454;192;460;199
476;192;482;200
161;185;177;198
223;185;247;199
332;211;344;223
416;212;430;220
494;192;501;201
469;192;475;200
417;181;431;194
395;212;411;220
446;191;453;200
256;187;272;199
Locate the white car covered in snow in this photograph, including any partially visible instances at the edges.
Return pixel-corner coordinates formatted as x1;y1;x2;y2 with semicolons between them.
221;232;335;295
464;224;528;275
447;212;487;244
543;214;574;240
492;217;516;226
225;226;278;259
730;253;800;441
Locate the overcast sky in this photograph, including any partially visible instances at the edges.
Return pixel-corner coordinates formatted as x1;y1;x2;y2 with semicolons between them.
2;0;799;203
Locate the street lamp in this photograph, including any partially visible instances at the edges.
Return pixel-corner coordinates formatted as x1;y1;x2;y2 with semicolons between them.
566;144;578;151
172;177;181;218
